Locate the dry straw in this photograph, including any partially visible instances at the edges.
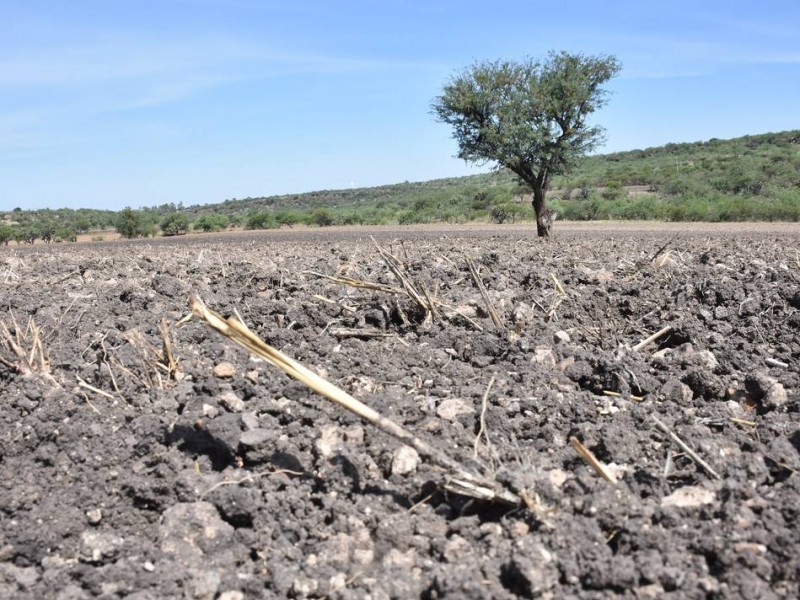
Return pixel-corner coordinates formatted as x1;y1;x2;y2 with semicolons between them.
186;294;522;506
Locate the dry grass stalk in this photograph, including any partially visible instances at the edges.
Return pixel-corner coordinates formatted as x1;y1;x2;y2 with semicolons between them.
77;376;115;399
569;436;618;484
465;258;503;328
372;238;437;322
0;313;59;386
123;324;183;389
304;271;404;295
652;416;721;480
473;374;496;459
328;327;395;339
603;390;644;402
158;319;182;380
187;294;521;507
632;325;672;352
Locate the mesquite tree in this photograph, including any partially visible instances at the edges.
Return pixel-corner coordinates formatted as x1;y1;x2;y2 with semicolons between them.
432;51;621;236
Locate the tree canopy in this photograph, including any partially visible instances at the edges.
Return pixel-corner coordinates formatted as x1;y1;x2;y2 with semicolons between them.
432;51;621;236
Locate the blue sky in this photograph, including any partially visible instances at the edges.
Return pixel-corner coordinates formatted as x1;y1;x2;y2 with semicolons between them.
2;0;799;211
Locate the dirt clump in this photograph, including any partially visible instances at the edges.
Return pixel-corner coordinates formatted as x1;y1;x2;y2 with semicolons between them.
0;224;798;598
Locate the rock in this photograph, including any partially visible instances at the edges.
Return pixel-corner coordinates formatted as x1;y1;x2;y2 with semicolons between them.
218;592;244;600
746;372;788;410
315;425;343;458
436;398;474;420
501;540;557;596
661;486;715;508
79;530;125;563
553;330;571;344
159;502;234;563
532;345;556;366
659;378;694;403
443;534;473;562
86;509;103;525
239;428;276;464
391;446;420;476
218;390;244;413
382;548;417;569
212;362;236;379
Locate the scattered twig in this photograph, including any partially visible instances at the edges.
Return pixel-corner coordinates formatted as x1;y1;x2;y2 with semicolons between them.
77;376;115;399
186;294;521;507
652;416;721;480
765;357;789;369
465;258;503;328
328;327;395;339
632;325;672;352
569;436;618;484
603;390;644;402
473;374;496;459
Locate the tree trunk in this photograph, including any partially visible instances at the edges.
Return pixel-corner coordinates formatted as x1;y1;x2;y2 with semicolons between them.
531;184;553;238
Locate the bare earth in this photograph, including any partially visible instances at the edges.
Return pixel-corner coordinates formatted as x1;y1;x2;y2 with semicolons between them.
1;222;799;598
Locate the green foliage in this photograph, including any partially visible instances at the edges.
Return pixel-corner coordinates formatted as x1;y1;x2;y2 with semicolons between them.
307;208;334;227
246;212;277;230
193;214;230;232
116;207;156;238
0;224;13;245
432;50;621;235
160;212;190;236
274;210;304;227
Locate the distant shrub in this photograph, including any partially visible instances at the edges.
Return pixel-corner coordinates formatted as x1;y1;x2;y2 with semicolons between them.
246;212;277;229
307;208;334;227
116;208;156;238
193;214;230;232
274;210;303;227
160;212;190;236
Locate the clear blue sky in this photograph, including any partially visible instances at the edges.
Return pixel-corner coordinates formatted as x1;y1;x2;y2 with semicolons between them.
2;0;799;211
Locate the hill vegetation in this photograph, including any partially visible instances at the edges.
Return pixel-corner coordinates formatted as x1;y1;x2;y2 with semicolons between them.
2;129;798;243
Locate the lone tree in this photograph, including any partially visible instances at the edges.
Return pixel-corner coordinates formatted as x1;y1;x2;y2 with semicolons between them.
432;51;621;236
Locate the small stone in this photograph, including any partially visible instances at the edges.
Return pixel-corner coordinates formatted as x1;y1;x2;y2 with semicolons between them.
79;530;125;563
764;382;788;410
241;412;259;431
391;446;420;476
661;486;715;508
143;561;155;572
553;330;571;344
659;379;694;403
218;591;244;600
86;509;102;525
746;372;789;410
509;521;530;538
212;362;236;379
239;428;276;464
436;398;474;420
202;403;219;418
245;370;260;382
315;426;343;458
219;391;244;413
556;356;575;371
532;346;556;366
382;548;417;569
160;502;234;563
443;534;473;562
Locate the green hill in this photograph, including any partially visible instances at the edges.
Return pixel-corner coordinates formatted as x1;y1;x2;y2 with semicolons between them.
3;129;799;242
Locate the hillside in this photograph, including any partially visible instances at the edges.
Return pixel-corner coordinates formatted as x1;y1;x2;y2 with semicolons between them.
2;129;799;242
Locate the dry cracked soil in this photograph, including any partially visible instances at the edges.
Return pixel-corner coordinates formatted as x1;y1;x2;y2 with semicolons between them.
1;222;799;599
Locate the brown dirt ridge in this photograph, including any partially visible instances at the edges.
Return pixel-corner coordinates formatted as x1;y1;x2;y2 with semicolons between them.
1;222;799;598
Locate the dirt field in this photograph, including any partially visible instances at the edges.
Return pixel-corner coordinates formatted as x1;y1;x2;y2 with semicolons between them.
1;222;799;598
